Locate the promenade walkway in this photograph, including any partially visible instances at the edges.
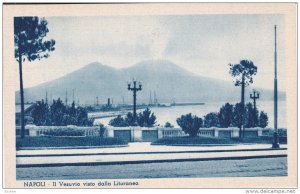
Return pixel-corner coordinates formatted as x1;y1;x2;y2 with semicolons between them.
16;143;287;168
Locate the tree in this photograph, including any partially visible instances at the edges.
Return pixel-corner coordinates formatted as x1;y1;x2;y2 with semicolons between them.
259;111;268;128
229;60;257;138
109;115;126;127
137;108;156;127
204;112;219;128
67;102;77;124
75;107;93;126
218;103;234;128
14;17;55;138
232;102;243;132
124;112;136;126
176;113;203;137
109;108;157;127
50;98;66;126
245;102;259;128
31;100;48;126
164;122;174;128
99;124;106;138
30;98;93;126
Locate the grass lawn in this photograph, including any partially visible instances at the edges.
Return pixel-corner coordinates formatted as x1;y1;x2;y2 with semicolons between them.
16;136;127;149
152;136;287;145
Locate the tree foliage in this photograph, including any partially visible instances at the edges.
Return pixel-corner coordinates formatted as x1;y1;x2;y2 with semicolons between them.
137;108;156;127
164;122;174;128
229;59;257;138
232;102;243;128
31;98;93;126
259;111;268;128
125;112;136;126
218;103;234;128
109;115;127;127
14;17;55;138
204;112;219;128
99;124;106;138
203;102;268;129
14;17;55;61
176;113;203;137
31;100;50;125
229;60;257;87
109;108;157;127
245;103;259;128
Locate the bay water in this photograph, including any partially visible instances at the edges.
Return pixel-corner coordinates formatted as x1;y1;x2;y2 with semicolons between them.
95;100;286;129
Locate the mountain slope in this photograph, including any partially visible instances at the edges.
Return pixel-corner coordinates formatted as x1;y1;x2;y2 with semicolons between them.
16;60;285;105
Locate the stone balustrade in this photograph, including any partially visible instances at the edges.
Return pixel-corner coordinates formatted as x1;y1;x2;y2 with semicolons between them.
25;124;99;137
23;124;284;143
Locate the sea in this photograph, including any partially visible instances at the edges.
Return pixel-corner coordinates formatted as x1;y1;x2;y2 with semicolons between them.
94;100;286;129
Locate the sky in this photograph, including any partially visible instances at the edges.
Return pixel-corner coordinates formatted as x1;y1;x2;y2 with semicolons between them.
20;14;285;91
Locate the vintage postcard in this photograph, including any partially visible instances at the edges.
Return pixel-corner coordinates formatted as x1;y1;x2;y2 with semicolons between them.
2;3;297;189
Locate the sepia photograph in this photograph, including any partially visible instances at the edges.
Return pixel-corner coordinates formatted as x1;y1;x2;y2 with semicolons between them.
2;3;297;189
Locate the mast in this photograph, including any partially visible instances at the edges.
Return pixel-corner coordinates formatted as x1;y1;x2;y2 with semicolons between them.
65;90;68;105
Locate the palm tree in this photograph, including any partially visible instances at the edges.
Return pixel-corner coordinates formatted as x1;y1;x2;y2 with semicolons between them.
229;59;257;138
14;17;55;138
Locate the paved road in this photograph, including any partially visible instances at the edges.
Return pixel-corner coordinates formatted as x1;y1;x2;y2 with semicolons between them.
17;142;287;155
17;157;287;180
17;149;286;167
16;143;288;179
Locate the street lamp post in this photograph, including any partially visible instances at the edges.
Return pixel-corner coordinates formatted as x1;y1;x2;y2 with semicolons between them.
250;90;260;111
250;90;260;126
127;79;142;122
272;25;280;148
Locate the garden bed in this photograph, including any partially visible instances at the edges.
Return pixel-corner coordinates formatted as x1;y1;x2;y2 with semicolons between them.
16;136;127;149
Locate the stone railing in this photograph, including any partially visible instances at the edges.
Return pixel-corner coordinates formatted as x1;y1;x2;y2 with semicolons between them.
24;124;286;142
106;126;162;141
26;124;99;137
161;128;186;137
197;127;270;138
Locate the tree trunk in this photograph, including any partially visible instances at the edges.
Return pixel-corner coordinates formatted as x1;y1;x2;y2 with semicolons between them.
241;74;245;139
18;51;25;138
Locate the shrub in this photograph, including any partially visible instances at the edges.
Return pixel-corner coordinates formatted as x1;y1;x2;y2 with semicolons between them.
164;122;174;128
99;124;106;138
43;127;85;136
109;108;157;127
176;113;203;137
137;108;156;127
204;112;219;127
259;111;268;128
31;99;93;126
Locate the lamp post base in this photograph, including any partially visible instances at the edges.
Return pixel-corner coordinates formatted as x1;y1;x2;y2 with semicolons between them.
272;132;280;149
272;143;280;149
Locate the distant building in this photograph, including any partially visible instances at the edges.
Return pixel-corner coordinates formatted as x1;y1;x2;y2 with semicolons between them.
15;103;36;126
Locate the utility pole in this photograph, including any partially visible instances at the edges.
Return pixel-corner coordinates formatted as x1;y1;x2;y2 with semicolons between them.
241;74;245;138
65;90;68;105
127;79;142;122
96;96;99;106
250;89;260;126
45;89;48;104
273;25;280;148
149;90;153;105
72;89;75;104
